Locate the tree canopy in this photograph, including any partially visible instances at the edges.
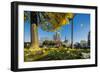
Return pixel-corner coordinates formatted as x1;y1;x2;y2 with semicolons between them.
24;12;74;32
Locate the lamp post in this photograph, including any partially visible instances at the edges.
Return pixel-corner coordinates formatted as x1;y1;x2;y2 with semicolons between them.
70;14;76;49
71;19;73;49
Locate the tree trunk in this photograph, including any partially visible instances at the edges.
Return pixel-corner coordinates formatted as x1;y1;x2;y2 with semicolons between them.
31;24;39;49
30;12;39;49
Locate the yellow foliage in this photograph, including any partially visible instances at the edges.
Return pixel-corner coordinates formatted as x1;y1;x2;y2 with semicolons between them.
66;13;74;19
42;12;74;31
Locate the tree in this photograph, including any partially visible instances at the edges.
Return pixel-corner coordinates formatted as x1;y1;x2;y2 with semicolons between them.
24;12;39;49
74;42;81;48
24;12;74;49
39;12;74;32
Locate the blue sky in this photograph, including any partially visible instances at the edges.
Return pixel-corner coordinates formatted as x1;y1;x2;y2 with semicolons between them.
73;14;90;43
24;12;90;44
24;16;31;42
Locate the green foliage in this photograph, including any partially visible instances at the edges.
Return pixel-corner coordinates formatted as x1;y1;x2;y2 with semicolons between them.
42;48;82;60
24;48;90;62
42;40;56;47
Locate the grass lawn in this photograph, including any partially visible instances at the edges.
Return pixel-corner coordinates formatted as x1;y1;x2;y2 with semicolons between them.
24;48;90;62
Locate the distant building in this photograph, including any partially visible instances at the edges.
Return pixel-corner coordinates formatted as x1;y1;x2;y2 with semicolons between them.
62;36;71;48
53;32;61;47
80;40;88;49
53;32;61;42
64;36;68;43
